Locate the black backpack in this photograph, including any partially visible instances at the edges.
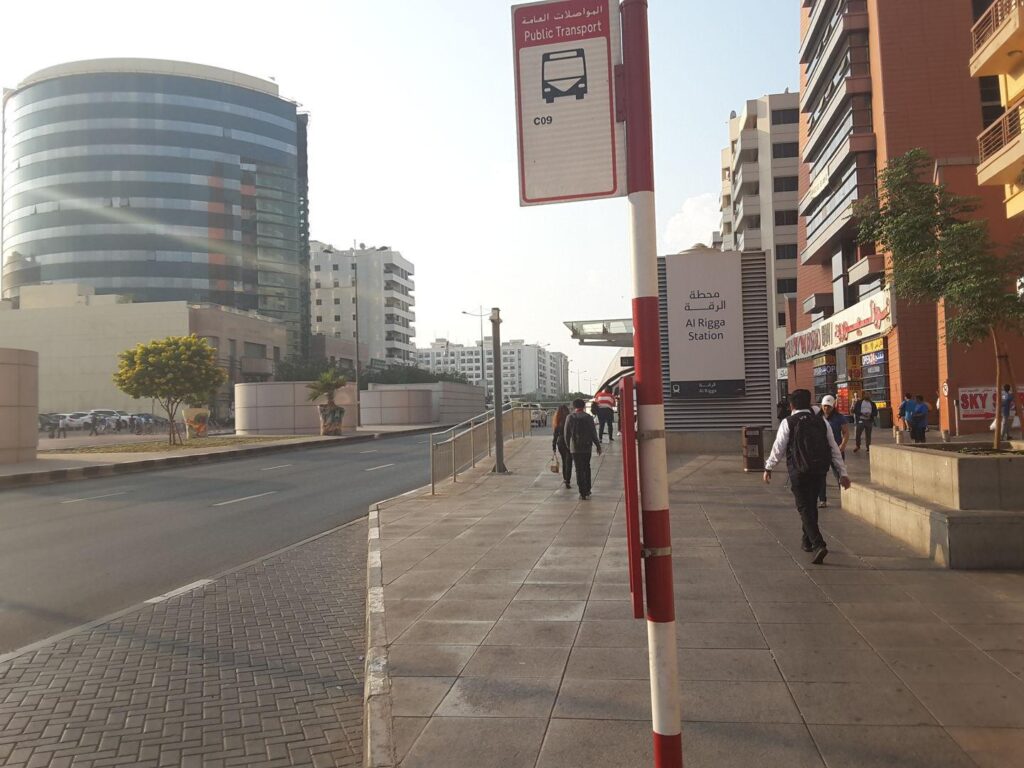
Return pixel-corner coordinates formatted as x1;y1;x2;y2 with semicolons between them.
786;412;832;475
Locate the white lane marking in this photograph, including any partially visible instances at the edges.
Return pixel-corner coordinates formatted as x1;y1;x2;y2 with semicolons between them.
365;463;396;472
144;579;213;604
212;491;277;507
359;450;378;454
261;464;293;471
60;491;129;504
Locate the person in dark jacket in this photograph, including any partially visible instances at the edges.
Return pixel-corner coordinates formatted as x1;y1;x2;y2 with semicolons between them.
551;404;572;489
563;398;602;500
851;393;878;453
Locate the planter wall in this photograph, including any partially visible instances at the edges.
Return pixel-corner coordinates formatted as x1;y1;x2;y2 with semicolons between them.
0;348;38;464
235;381;357;435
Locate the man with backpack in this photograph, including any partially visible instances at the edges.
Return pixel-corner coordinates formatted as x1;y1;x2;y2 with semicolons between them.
563;398;602;500
763;388;851;564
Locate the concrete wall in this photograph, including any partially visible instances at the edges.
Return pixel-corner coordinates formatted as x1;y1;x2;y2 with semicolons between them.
364;382;484;425
235;381;358;435
360;389;433;426
0;348;38;464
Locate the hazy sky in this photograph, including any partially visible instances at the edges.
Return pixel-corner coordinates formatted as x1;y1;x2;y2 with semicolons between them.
0;0;798;390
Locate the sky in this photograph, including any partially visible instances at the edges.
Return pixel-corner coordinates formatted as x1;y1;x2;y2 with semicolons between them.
0;0;798;393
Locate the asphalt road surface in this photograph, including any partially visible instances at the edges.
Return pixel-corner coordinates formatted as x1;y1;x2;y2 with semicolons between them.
0;433;430;653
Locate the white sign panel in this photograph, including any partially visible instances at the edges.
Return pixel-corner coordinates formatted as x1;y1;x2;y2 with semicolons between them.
665;248;746;397
512;0;625;205
958;387;1023;420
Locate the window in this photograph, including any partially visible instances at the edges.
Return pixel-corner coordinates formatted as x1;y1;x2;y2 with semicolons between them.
315;281;321;289
776;243;798;260
772;142;799;159
244;342;266;358
315;298;322;305
334;298;340;305
334;315;341;321
332;264;339;271
775;210;798;226
773;176;798;193
315;315;322;322
333;281;340;288
314;265;321;272
747;215;761;230
771;108;799;125
778;312;787;327
777;278;797;294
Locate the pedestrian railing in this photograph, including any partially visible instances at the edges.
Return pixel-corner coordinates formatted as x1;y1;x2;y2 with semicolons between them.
429;405;533;494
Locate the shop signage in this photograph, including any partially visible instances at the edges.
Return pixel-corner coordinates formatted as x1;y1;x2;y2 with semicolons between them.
785;288;892;363
665;248;745;397
958;386;1024;420
813;364;837;377
862;338;885;354
861;351;886;366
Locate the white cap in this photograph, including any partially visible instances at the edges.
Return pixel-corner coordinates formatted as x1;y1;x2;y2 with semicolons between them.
821;395;836;407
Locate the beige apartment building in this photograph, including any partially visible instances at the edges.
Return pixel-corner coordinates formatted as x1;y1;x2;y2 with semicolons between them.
719;91;800;396
0;284;286;415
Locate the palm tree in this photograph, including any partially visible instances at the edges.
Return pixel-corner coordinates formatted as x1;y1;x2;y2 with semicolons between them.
307;371;347;436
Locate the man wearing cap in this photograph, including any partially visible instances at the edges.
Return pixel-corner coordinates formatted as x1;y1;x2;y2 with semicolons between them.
818;395;849;508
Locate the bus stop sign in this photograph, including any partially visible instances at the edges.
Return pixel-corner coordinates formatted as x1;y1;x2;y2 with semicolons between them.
512;0;625;206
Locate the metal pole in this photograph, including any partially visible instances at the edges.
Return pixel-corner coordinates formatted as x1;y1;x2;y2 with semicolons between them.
491;307;507;473
353;256;362;427
429;433;435;495
622;1;682;766
480;306;487;402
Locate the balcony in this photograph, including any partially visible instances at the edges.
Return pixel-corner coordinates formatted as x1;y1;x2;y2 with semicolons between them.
847;254;885;285
735;195;761;228
978;101;1024;186
803;292;834;315
970;0;1024;76
804;74;872;161
801;2;869;105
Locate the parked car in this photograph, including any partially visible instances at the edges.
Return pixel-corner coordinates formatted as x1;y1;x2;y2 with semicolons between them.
38;413;60;432
64;412;92;429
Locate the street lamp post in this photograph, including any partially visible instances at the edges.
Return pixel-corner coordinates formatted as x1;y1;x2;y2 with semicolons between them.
462;307;488;401
490;307;507;473
352;260;361;427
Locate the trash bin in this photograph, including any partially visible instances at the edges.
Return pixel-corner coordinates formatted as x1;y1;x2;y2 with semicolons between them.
742;426;765;472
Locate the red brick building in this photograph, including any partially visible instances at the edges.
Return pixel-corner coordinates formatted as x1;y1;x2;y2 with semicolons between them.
788;0;1024;435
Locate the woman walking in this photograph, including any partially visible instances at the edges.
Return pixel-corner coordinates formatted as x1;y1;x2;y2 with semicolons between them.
552;404;573;489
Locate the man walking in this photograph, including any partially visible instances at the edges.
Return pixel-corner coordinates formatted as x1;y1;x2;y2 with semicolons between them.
910;394;930;443
88;414;98;437
1001;384;1015;440
594;387;616;443
57;415;68;439
852;392;878;453
563;398;602;500
898;393;914;433
764;389;851;564
817;395;848;508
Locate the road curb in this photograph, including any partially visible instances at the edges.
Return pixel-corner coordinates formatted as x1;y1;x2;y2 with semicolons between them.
0;425;446;492
362;434;535;767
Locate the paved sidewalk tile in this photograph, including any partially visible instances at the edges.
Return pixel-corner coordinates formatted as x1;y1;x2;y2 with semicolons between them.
0;523;368;767
379;437;1024;767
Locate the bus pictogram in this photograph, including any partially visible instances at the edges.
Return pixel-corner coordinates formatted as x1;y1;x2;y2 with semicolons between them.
541;49;587;103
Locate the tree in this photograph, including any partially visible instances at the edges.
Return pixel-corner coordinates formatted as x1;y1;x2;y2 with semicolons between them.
306;371;347;436
359;365;468;390
114;335;227;445
854;148;1024;447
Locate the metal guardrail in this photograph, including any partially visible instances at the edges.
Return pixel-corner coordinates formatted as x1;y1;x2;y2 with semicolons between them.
429;405;533;493
973;0;1023;54
979;100;1023;163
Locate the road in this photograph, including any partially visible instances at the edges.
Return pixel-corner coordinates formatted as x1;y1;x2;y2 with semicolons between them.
0;432;430;653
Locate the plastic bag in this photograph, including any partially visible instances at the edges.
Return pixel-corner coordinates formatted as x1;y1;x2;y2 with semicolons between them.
549;453;560;474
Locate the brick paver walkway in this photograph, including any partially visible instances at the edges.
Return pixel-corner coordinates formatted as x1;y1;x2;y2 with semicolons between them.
0;522;367;768
378;436;1024;768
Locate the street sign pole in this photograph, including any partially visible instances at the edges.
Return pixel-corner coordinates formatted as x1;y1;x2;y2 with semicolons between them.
621;1;682;766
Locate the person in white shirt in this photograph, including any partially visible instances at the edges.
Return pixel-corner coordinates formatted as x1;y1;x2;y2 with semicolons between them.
763;388;851;564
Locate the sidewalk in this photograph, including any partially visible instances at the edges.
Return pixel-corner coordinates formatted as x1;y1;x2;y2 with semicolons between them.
0;424;443;487
371;435;1024;768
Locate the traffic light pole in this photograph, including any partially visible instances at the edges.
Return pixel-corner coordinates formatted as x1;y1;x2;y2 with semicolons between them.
621;1;683;766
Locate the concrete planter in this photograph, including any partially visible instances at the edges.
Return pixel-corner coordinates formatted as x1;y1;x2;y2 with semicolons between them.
841;442;1024;568
0;348;39;464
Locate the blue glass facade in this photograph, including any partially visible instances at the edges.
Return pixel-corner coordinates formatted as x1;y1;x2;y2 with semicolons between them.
2;61;310;355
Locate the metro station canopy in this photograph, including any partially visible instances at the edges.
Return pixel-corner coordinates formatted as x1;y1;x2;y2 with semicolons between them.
563;319;634;347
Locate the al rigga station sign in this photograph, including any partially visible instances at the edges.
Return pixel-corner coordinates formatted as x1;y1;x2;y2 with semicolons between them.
785;289;892;363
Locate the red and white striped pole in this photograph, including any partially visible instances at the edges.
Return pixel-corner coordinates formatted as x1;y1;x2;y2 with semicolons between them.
621;1;682;766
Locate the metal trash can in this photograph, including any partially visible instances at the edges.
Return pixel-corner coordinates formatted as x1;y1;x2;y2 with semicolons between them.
742;426;765;472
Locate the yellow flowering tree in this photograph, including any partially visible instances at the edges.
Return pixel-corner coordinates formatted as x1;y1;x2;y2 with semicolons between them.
113;335;227;445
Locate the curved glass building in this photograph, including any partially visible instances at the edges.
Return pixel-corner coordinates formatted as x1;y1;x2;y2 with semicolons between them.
1;59;310;355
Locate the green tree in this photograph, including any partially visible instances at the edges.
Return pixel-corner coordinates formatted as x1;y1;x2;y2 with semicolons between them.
359;365;468;390
306;370;347;436
854;148;1024;446
113;335;227;445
